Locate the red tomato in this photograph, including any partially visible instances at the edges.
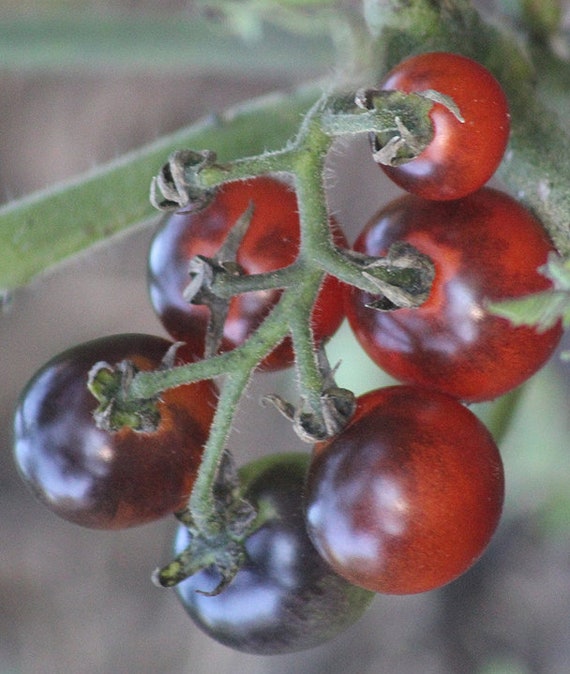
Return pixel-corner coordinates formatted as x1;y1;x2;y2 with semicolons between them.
343;188;562;402
376;52;510;200
13;334;218;529
148;176;346;371
305;385;505;594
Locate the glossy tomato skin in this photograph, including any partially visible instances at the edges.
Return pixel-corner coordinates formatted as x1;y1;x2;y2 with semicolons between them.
148;176;347;371
344;188;562;402
13;334;217;529
173;453;374;655
305;386;504;595
378;52;510;200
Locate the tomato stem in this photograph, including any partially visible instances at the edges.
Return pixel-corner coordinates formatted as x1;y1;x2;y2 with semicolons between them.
189;368;252;535
119;77;442;545
286;268;330;427
130;296;292;396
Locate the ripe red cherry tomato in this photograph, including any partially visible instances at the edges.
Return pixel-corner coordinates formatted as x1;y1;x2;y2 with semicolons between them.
376;52;510;200
13;334;217;529
305;385;505;595
343;188;563;402
173;453;373;654
148;176;347;371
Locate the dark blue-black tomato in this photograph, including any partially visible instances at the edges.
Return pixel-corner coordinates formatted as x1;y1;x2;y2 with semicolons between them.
172;453;374;654
13;334;217;529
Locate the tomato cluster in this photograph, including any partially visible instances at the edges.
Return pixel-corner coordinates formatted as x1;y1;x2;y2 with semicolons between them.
306;52;561;598
340;52;561;403
11;51;564;655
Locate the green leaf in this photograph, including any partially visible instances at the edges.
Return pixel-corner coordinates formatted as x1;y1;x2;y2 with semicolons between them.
0;13;333;75
541;253;570;288
500;364;570;525
487;255;570;330
487;290;570;331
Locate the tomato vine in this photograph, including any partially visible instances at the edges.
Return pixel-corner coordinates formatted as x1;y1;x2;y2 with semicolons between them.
7;0;570;658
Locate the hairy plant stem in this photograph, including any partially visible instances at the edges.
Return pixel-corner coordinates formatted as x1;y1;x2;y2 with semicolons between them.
188;367;252;535
288;268;328;417
131;93;435;529
132;94;433;401
131;297;292;397
132;279;327;530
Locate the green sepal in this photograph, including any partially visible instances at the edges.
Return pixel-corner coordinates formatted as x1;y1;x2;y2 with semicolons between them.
87;360;161;433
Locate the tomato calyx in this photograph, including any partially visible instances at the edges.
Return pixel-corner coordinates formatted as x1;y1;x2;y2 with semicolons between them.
264;387;356;442
358;87;462;168
87;341;186;433
87;358;162;433
355;87;445;166
150;149;222;212
263;346;356;442
340;241;435;309
153;451;258;595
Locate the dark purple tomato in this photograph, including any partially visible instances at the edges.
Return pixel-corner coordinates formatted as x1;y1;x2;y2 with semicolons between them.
13;334;218;529
148;176;347;370
305;385;504;595
376;52;510;200
173;453;374;654
343;188;563;402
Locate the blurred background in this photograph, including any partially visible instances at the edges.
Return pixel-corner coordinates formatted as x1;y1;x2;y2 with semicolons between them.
1;2;570;673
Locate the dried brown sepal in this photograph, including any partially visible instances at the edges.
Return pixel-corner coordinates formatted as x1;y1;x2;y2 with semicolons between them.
150;149;220;212
263;345;356;442
182;203;254;357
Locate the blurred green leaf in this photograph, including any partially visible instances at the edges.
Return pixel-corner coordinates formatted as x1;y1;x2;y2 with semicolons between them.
500;363;570;525
0;13;334;75
487;291;570;331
